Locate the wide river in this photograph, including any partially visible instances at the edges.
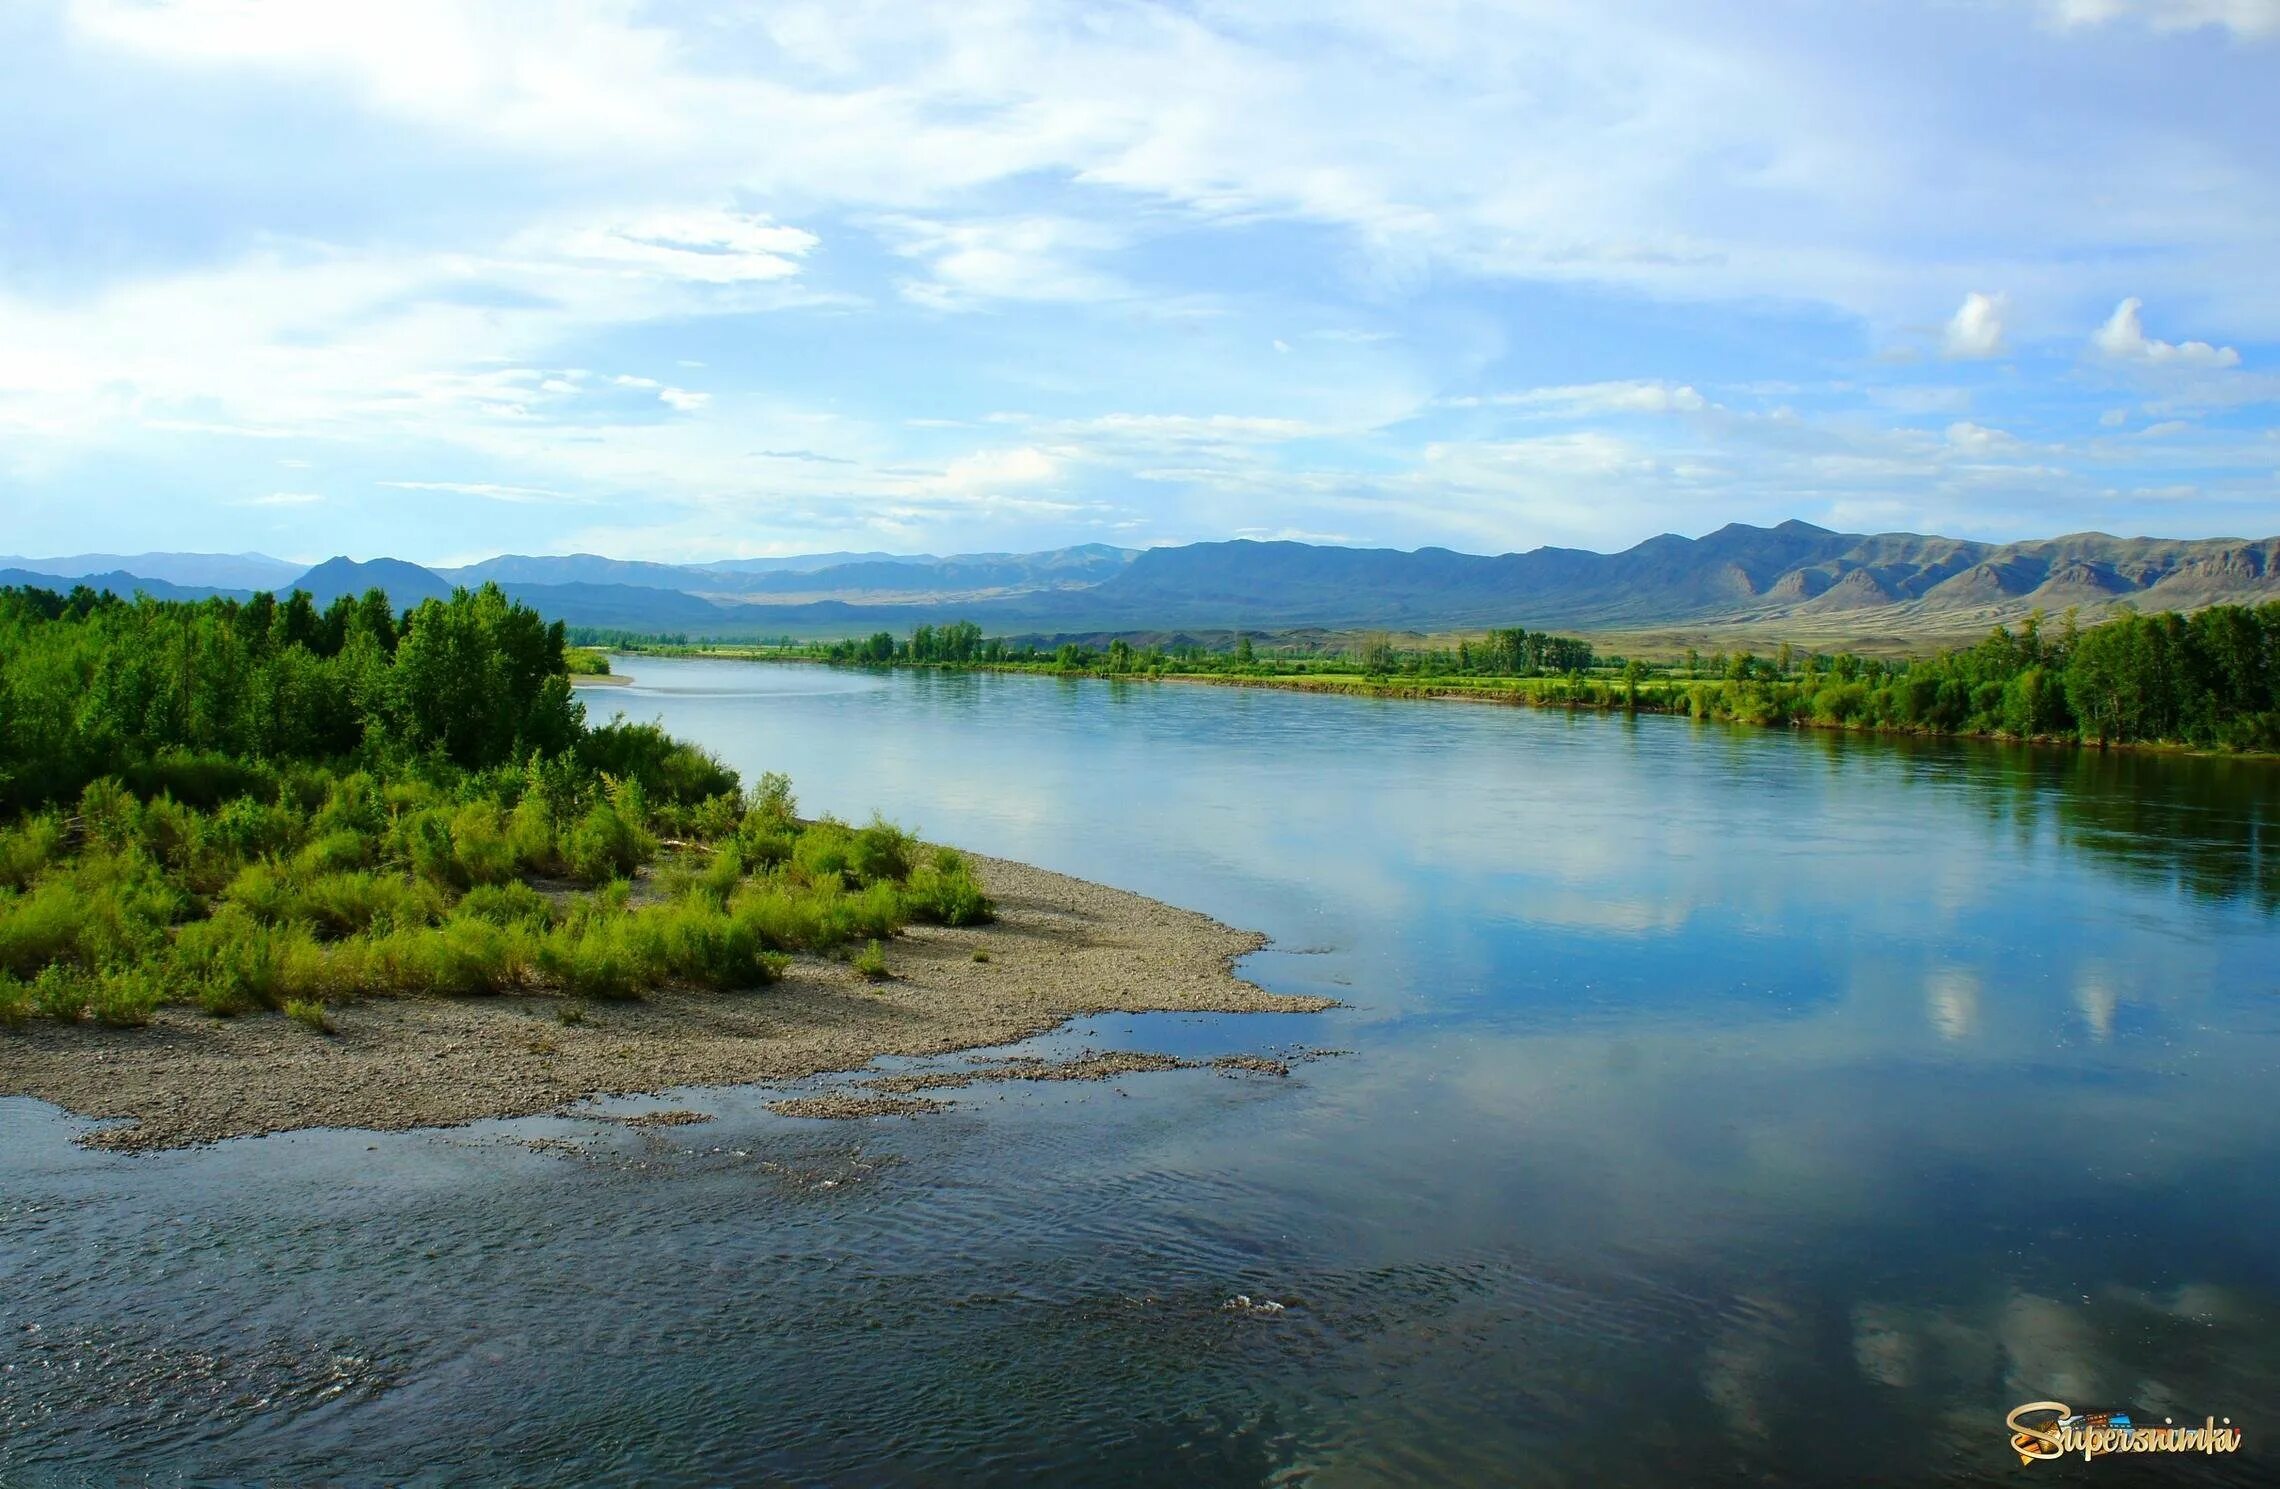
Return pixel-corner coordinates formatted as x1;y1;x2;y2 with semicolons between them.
5;656;2278;1486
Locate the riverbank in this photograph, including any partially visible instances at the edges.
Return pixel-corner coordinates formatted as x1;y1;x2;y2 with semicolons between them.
0;853;1330;1151
610;648;2280;761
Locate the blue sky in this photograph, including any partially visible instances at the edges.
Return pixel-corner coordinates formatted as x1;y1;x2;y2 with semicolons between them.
2;0;2276;565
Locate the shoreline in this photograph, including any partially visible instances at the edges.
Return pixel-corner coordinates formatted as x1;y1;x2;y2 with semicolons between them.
607;650;2280;763
0;854;1332;1152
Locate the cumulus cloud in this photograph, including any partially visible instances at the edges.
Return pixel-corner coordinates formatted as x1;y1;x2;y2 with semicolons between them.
1942;292;2008;359
2092;298;2241;366
1945;421;2023;454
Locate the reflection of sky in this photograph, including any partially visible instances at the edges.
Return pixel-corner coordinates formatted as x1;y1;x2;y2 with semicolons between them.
613;656;2280;1271
24;653;2253;1483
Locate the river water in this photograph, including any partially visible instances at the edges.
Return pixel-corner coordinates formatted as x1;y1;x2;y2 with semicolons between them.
4;656;2277;1486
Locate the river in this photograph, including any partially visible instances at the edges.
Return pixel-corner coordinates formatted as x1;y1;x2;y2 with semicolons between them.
4;655;2275;1485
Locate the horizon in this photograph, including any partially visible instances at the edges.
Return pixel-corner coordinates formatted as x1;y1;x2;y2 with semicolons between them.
9;514;2278;581
5;3;2278;563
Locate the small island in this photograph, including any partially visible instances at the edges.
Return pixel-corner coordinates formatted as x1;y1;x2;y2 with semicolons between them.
0;583;1328;1150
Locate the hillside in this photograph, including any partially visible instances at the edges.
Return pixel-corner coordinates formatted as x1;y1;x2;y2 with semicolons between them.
12;524;2278;645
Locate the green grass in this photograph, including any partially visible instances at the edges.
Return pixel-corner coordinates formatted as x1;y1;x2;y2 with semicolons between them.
852;939;890;981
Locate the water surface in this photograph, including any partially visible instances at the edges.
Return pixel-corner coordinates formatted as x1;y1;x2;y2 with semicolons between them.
5;657;2277;1485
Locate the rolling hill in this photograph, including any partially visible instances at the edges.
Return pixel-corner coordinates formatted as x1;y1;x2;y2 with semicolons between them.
12;523;2279;645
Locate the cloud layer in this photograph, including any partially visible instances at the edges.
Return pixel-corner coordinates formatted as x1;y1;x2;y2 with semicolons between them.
1;0;2275;561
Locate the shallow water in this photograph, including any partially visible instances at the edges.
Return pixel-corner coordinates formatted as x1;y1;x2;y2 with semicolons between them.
5;658;2278;1486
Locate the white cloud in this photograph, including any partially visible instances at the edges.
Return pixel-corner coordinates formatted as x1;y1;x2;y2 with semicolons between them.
237;490;324;507
2038;0;2280;36
1465;381;1711;416
1946;420;2023;454
879;216;1128;310
1942;292;2008;359
378;480;581;504
556;210;817;285
658;387;711;412
2092;298;2242;366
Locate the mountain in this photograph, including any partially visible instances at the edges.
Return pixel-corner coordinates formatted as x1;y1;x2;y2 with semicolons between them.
0;568;252;604
719;544;1135;599
442;554;724;591
288;557;457;608
699;551;933;574
0;551;302;590
15;525;2278;642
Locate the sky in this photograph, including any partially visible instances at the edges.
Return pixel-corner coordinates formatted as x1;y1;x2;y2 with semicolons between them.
2;0;2277;567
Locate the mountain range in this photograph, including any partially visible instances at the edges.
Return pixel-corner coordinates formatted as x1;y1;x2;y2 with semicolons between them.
7;522;2277;642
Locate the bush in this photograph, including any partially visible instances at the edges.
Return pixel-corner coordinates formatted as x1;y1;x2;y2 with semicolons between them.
0;813;63;890
539;921;650;1001
91;964;165;1027
849;816;917;885
623;900;785;989
294;827;373;875
852;939;890;981
175;907;316;1013
562;798;654;886
30;965;89;1021
0;973;27;1027
903;857;994;926
790;820;853;887
0;854;179;976
578;720;740;805
447;802;519;886
457;880;554;928
283;997;334;1034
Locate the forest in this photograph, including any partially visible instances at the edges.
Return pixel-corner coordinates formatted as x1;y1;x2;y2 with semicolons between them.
617;604;2280;753
0;583;989;1029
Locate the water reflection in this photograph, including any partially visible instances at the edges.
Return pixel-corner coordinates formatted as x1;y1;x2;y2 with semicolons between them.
4;658;2276;1486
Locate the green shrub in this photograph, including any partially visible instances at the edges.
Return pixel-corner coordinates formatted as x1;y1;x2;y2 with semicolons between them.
283;997;334;1034
456;880;554;928
30;965;89;1021
693;844;747;906
508;794;555;872
790;820;853;887
578;720;740;805
848;816;917;885
419;917;535;996
562;799;653;886
448;802;519;886
903;860;994;926
852;939;890;981
90;965;165;1027
175;906;314;1013
0;813;65;890
539;922;650;1001
294;827;374;874
0;855;178;976
208;795;304;861
397;806;459;886
0;973;27;1027
618;900;783;989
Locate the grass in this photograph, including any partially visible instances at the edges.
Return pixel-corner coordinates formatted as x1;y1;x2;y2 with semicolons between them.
852;939;891;981
971;948;991;963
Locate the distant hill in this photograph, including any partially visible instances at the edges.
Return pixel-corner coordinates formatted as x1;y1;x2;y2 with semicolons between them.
0;568;252;604
288;557;457;608
0;551;301;590
17;525;2279;643
699;551;933;574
